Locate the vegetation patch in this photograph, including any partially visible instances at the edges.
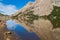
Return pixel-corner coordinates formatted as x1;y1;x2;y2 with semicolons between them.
47;6;60;28
24;11;39;24
12;10;40;24
40;6;60;28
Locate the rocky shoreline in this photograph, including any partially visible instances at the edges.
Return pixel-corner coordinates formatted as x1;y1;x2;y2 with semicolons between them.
0;19;21;40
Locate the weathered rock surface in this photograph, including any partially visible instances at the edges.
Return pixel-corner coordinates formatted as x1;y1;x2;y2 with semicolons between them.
0;19;21;40
11;0;54;40
0;0;60;40
52;28;60;40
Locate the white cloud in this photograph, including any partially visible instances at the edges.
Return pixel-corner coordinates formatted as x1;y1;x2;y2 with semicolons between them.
0;2;18;15
6;20;17;30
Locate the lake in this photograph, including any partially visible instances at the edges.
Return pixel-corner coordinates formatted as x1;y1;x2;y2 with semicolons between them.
6;20;40;40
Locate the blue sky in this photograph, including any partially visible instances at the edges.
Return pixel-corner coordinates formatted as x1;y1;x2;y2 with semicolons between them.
0;0;35;15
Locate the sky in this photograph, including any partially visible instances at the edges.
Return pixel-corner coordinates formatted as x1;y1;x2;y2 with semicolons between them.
0;0;35;15
6;20;17;30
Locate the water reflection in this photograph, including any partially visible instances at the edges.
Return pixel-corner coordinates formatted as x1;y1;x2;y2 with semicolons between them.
6;20;40;40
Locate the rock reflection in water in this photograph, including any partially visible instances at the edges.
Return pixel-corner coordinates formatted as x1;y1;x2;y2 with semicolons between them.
6;20;40;40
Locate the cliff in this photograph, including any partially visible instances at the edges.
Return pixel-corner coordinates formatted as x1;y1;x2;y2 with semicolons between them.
11;0;55;40
0;0;60;40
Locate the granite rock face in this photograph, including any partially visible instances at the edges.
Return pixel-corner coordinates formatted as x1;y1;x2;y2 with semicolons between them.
11;0;60;40
0;0;60;40
52;28;60;40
